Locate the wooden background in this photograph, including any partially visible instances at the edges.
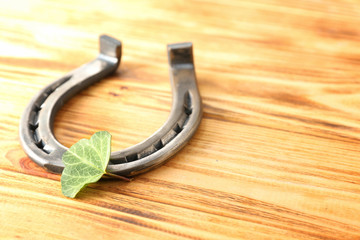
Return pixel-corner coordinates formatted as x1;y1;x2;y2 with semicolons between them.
1;0;360;239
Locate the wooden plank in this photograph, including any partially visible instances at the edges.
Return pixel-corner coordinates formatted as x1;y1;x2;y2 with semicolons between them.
1;0;360;239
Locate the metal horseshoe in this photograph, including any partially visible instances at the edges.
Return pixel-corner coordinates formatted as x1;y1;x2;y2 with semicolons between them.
19;35;202;177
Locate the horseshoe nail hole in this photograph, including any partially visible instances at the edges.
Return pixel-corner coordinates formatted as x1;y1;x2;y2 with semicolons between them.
110;157;127;164
31;130;51;154
35;139;44;148
29;123;39;131
177;112;187;129
162;129;177;145
154;140;163;150
173;123;182;134
138;145;157;159
33;128;41;143
184;107;192;115
184;91;191;107
126;153;138;162
45;88;55;95
29;111;39;130
33;105;41;112
183;91;193;115
42;144;53;154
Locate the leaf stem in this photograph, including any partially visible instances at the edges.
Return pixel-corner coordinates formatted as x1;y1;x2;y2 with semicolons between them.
104;172;133;182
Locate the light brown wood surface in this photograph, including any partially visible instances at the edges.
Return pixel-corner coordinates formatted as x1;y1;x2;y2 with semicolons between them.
1;0;360;239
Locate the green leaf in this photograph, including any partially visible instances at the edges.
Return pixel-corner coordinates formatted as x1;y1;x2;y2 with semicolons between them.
61;131;111;198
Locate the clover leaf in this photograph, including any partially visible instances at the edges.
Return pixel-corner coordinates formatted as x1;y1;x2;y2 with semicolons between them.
61;131;111;198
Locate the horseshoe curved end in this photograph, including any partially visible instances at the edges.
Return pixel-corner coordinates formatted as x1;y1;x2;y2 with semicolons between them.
108;41;202;176
19;35;202;177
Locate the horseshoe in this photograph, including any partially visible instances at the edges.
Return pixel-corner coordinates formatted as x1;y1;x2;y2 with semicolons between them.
19;35;202;177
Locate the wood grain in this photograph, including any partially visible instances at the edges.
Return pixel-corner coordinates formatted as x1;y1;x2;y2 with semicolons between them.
1;0;360;239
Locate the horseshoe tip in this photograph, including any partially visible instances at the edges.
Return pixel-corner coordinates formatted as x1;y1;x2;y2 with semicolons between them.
167;42;193;67
99;34;122;60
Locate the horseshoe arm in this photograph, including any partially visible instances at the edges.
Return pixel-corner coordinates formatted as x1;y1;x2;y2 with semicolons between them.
108;42;202;176
19;35;202;177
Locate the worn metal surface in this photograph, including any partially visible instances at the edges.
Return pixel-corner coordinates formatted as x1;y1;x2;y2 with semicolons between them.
19;35;202;177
